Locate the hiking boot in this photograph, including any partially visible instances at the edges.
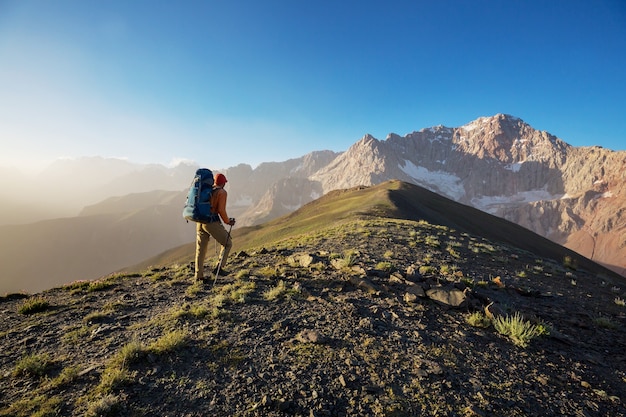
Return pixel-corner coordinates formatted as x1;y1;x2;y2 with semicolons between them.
212;267;230;276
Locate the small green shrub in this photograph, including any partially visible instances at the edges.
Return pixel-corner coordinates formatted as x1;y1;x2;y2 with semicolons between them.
210;340;246;368
13;353;53;377
212;280;256;304
493;312;548;348
257;265;278;278
211;293;227;308
262;280;301;301
563;255;578;271
439;264;456;276
376;261;393;272
233;281;256;302
18;297;50;315
85;394;121;417
64;280;91;293
172;303;211;320
3;394;61;417
110;340;145;369
45;365;80;389
263;280;288;301
149;272;167;282
87;280;115;292
424;235;441;248
185;281;204;297
83;311;110;324
343;250;359;267
65;279;117;294
96;366;132;394
418;265;437;275
148;330;189;355
96;341;144;394
234;269;250;279
466;312;491;328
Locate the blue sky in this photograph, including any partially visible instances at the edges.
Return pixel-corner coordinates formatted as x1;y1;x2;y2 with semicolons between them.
1;0;625;171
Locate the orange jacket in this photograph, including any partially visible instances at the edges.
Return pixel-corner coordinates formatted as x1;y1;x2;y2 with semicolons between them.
211;187;230;224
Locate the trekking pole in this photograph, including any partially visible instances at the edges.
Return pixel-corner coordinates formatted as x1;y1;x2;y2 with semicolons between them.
212;221;234;287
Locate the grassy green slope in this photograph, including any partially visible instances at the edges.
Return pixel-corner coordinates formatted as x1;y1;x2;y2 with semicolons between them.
126;180;620;279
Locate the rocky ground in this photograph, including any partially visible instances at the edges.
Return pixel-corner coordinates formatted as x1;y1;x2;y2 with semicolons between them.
1;218;625;416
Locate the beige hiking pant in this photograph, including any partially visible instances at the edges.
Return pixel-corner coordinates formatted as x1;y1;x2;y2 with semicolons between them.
195;221;233;280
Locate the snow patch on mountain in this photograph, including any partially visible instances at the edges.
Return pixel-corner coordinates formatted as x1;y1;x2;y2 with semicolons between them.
399;160;465;200
471;187;561;214
505;162;524;172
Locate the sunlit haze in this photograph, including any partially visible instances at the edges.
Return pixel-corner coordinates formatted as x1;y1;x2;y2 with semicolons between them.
1;0;625;172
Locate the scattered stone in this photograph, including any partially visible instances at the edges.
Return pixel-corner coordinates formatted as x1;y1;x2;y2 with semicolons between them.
426;286;468;308
350;265;366;275
406;284;426;298
389;273;404;284
404;292;418;303
289;253;317;268
330;258;346;270
405;264;422;281
295;329;327;344
349;276;380;295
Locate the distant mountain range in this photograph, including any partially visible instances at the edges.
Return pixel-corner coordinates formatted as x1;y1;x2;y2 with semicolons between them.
227;114;625;276
0;157;199;224
1;114;624;294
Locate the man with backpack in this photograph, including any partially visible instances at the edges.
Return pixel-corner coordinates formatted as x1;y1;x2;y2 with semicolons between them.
194;173;236;281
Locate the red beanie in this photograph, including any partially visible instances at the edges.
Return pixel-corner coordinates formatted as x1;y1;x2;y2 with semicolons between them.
215;173;227;186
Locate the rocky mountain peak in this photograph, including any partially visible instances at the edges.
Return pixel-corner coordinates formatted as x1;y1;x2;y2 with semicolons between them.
356;133;380;147
455;114;569;164
302;114;625;276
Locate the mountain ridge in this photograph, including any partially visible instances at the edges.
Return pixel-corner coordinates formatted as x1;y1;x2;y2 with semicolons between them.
127;180;620;282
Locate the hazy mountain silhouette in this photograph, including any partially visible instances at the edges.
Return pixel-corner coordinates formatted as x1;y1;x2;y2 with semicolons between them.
0;190;194;294
0;157;199;226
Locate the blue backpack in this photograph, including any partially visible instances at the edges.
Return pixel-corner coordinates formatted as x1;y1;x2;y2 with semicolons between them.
183;168;219;223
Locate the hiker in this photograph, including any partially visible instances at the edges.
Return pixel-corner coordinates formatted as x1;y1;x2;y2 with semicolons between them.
194;173;236;281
